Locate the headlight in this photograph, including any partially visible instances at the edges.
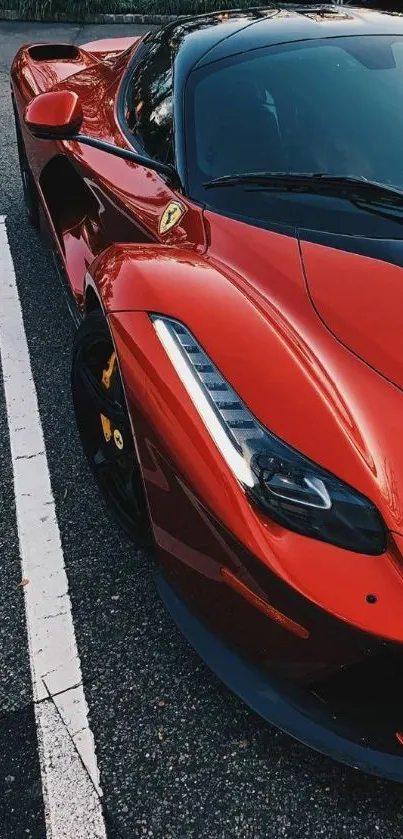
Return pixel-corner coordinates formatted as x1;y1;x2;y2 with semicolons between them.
151;316;386;555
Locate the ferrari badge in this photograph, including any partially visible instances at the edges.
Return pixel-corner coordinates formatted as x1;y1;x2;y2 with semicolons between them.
159;201;186;234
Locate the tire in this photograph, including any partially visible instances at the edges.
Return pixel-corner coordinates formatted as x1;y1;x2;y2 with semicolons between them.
13;100;40;229
71;310;151;543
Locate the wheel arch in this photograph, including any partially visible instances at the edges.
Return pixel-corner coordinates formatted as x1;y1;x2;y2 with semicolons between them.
84;240;400;540
84;283;103;314
85;242;211;316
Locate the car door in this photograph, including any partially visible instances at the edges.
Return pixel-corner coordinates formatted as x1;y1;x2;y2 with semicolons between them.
90;31;206;252
44;32;206;302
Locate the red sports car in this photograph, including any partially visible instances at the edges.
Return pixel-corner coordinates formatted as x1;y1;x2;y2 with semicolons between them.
11;4;403;781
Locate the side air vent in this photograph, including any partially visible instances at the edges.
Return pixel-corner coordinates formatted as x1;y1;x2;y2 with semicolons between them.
28;44;80;62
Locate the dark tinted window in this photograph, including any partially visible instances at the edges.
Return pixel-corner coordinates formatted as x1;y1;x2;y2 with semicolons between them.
126;39;173;163
186;35;403;234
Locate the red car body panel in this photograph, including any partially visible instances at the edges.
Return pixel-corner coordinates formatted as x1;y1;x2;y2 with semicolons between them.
301;239;403;391
12;37;205;302
108;300;403;644
80;36;142;57
10;30;403;639
11;9;403;777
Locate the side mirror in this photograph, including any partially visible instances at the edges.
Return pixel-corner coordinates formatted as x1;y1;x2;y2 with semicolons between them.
24;90;83;139
22;88;182;190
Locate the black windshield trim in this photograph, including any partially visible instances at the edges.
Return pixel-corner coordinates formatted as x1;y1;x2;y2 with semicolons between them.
204;172;403;202
300;227;403;271
205;205;403;269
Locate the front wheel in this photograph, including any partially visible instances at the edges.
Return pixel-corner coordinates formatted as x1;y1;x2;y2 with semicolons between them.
71;310;150;543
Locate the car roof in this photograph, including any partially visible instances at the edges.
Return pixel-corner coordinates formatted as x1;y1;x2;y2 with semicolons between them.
164;5;403;81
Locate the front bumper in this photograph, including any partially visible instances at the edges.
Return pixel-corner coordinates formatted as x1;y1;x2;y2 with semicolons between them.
156;570;403;781
124;395;403;777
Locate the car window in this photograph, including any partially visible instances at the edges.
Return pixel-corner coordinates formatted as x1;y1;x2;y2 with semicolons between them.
187;35;403;191
125;39;174;164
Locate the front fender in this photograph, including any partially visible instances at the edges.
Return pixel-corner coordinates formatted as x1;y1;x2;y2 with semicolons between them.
107;306;403;645
87;243;209;316
85;244;403;641
86;242;388;522
87;240;403;518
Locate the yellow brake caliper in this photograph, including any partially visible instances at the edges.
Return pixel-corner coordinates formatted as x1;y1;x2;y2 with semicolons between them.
100;352;116;443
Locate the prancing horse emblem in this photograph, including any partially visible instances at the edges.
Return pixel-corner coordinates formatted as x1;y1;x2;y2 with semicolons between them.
159;201;186;234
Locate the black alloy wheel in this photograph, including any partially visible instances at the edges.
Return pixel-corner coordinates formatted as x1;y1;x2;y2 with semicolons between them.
71;310;150;542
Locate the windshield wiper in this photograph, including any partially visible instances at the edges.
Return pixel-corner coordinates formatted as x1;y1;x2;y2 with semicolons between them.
203;172;403;205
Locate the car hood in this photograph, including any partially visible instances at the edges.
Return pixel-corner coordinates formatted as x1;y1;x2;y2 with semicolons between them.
300;234;403;391
99;211;403;534
202;214;403;509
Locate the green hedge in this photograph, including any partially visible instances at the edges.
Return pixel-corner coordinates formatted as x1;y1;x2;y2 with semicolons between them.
0;0;270;17
1;0;396;19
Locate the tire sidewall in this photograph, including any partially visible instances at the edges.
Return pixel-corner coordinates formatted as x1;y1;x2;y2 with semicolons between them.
71;310;151;545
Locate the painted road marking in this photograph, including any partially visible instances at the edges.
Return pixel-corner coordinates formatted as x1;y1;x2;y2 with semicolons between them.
0;217;106;838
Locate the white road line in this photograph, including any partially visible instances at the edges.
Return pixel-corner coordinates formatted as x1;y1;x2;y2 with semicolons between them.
0;216;107;838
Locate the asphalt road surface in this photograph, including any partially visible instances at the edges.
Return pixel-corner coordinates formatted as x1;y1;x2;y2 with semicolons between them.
1;18;403;839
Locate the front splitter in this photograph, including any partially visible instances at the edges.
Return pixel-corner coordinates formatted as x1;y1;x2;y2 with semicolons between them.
155;570;403;782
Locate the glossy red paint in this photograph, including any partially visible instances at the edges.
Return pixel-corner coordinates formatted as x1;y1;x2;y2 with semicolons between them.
24;90;83;137
103;338;383;683
301;239;403;391
79;36;142;58
11;44;100;101
10;21;403;766
89;226;403;535
109;309;403;644
11;38;205;303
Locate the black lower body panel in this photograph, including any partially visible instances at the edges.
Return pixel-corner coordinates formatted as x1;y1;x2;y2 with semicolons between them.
155;570;403;782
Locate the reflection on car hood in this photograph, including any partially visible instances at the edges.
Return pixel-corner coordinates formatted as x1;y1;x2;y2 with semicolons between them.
300;233;403;392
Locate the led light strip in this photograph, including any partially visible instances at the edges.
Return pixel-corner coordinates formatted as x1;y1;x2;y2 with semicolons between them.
153;317;254;487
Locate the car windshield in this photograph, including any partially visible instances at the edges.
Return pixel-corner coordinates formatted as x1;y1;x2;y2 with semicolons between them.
186;34;403;235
